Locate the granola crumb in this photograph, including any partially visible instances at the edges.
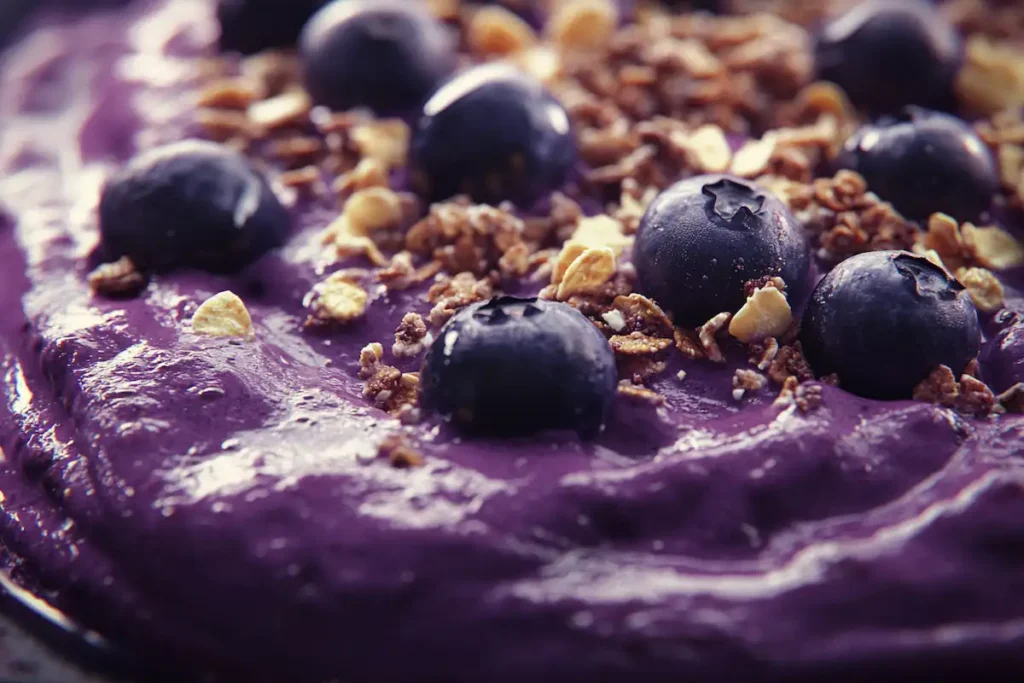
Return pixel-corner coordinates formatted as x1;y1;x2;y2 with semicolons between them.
393;313;433;359
377;434;425;468
616;380;665;406
676;370;687;381
773;375;800;406
304;273;369;325
343;187;403;235
956;374;1000;417
964;223;1024;270
548;0;617;52
997;382;1024;413
358;342;385;379
912;365;960;407
87;257;146;297
427;272;495;326
191;291;254;339
734;368;768;391
350;119;410;170
750;336;780;371
333;158;389;197
766;341;813;385
698;312;732;363
956;266;1005;313
609;332;674;356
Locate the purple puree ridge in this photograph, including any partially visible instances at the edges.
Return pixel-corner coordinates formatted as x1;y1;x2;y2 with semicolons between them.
1;1;1024;681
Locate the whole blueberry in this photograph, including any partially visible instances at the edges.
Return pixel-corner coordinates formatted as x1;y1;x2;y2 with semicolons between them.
300;0;456;114
99;140;290;274
814;0;960;113
633;174;812;327
836;108;998;222
801;251;981;400
420;297;617;439
217;0;326;55
410;63;577;206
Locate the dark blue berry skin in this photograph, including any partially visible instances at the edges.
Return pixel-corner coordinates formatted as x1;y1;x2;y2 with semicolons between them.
300;0;456;114
410;64;577;206
814;0;961;114
801;251;981;400
218;0;326;55
99;140;290;274
836;108;998;223
633;174;812;327
420;297;617;439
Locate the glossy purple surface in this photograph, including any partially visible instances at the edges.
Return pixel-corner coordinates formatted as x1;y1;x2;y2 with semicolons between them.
1;2;1024;681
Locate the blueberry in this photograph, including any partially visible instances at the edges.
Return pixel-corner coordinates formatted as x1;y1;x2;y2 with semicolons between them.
800;251;981;400
836;108;998;222
410;63;577;206
633;174;812;327
99;140;290;274
420;297;617;439
300;0;456;114
217;0;326;55
814;0;960;113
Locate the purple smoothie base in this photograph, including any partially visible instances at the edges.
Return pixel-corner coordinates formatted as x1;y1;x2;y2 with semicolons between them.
2;1;1024;681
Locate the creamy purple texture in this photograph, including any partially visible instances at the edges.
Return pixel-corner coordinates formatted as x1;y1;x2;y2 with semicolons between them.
1;1;1024;681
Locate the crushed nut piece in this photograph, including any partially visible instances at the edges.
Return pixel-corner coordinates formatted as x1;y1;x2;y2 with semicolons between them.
750;337;780;371
351;119;410;170
191;291;254;339
393;313;433;359
602;309;627;332
956;266;1005;313
377;434;425;468
674;328;706;360
407;201;525;276
728;285;793;343
556;246;617;300
87;257;146;297
358;342;385;379
305;273;369;325
734;368;768;393
468;5;536;56
698;312;732;363
913;365;960;407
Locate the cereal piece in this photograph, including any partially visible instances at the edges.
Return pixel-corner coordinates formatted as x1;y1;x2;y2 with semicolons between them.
377;434;425;468
570;214;633;254
609;332;674;356
350;119;410;170
305;274;369;325
728;286;794;343
467;6;536;56
197;79;259;110
323;223;390;267
393;313;433;359
196;109;253;142
551;242;589;285
343;187;403;235
514;45;562;83
87;257;146;297
247;89;312;131
912;365;960;407
191;291;254;339
548;0;617;52
698;312;732;363
680;124;732;173
955;36;1024;116
556;247;617;300
674;328;706;360
616;380;665;406
963;224;1024;270
920;212;968;265
956;266;1005;313
731;135;777;178
333;158;389;197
